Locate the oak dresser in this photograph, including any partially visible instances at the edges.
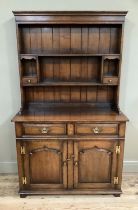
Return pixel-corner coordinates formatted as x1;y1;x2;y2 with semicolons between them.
12;11;128;198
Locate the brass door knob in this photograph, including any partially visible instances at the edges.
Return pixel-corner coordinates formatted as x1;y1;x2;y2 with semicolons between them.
41;127;49;134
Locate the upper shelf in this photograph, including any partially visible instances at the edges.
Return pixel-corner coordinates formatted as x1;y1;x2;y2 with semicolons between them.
18;24;122;54
20;53;120;58
22;81;119;87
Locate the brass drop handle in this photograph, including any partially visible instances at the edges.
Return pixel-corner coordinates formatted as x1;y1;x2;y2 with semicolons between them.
28;79;31;83
108;79;112;83
41;127;49;134
92;127;100;134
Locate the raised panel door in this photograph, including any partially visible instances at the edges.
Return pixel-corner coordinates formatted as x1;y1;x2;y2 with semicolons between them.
73;140;118;189
21;139;67;190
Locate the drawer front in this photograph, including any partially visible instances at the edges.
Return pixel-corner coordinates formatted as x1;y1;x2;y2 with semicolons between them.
103;77;118;85
23;123;66;135
75;123;118;135
22;77;37;85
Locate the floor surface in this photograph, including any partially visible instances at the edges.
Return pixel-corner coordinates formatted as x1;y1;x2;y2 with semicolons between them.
0;173;138;210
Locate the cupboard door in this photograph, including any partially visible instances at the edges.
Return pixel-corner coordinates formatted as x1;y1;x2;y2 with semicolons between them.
22;140;67;190
74;140;118;189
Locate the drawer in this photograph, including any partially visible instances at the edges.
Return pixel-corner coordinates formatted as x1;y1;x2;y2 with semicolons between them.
103;76;118;85
22;77;37;85
23;123;66;135
75;123;118;135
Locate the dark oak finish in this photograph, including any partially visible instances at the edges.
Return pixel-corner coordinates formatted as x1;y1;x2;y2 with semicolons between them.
73;140;117;189
22;123;66;136
12;11;128;197
75;123;118;136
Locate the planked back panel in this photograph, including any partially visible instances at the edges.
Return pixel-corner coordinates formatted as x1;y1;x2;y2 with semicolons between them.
40;57;101;82
24;86;117;104
19;25;122;54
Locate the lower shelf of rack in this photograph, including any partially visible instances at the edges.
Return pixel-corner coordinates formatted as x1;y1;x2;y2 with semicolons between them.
19;189;122;197
12;103;128;123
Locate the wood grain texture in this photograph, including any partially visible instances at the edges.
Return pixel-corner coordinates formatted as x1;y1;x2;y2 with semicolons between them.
22;140;67;189
13;11;128;25
19;25;122;54
73;140;117;189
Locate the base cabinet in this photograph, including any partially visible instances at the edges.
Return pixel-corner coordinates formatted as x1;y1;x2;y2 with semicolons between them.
17;138;123;195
